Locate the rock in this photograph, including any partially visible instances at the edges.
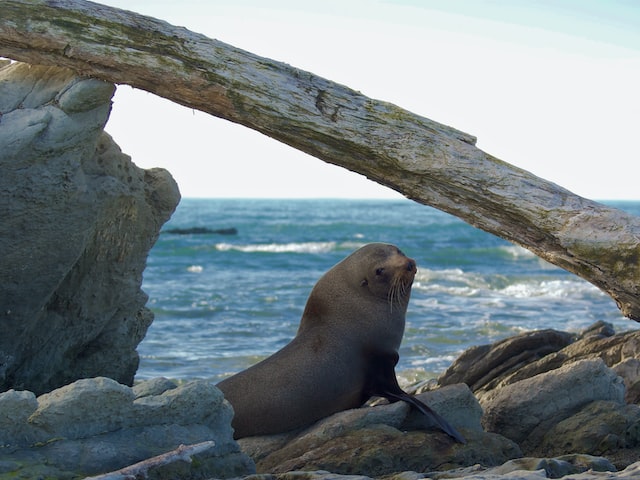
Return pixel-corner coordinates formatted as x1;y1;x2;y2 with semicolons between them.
423;454;616;479
238;459;640;479
0;62;180;395
439;322;640;404
536;401;640;468
0;377;255;479
239;385;521;476
0;389;38;444
28;377;135;441
617;358;640;404
403;383;484;433
438;329;574;395
132;376;178;398
481;359;626;453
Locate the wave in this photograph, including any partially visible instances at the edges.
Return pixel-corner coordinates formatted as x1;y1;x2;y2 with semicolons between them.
214;241;345;254
414;267;602;300
498;245;536;259
499;279;602;299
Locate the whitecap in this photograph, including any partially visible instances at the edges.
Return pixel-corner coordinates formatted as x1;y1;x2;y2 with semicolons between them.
499;245;536;259
414;268;490;295
215;241;336;254
499;279;601;299
186;265;203;273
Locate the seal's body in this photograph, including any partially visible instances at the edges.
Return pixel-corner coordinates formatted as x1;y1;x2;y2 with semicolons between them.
217;243;464;443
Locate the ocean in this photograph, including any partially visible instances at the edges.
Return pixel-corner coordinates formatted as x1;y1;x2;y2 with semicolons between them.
135;198;640;384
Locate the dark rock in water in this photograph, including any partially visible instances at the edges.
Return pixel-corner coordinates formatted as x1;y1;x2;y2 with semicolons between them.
165;226;238;235
0;62;180;395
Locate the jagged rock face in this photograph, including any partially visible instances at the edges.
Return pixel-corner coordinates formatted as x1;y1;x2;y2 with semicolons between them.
0;61;180;394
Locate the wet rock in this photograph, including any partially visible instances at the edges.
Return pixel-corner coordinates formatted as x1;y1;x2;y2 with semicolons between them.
0;62;180;395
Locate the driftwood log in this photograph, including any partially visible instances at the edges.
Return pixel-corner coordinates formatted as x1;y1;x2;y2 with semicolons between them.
1;0;639;320
83;441;216;480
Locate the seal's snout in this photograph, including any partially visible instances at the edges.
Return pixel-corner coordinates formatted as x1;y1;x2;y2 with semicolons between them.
407;259;417;273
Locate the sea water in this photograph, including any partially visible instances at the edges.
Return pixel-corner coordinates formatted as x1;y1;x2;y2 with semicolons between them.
136;198;640;383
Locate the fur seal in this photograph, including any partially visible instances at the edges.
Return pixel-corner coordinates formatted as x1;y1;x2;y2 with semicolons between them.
216;243;465;443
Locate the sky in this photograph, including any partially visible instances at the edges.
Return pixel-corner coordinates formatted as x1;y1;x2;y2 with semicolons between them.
98;0;640;200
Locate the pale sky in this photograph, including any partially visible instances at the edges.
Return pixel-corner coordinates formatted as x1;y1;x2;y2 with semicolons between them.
99;0;640;200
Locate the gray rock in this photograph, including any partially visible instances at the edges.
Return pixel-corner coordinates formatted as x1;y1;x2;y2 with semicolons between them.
403;383;484;433
480;455;616;478
132;376;178;398
439;322;640;406
421;454;616;479
0;62;180;395
536;401;640;467
438;329;574;394
0;377;255;479
481;359;626;452
28;377;136;441
239;384;521;476
0;389;38;444
239;460;640;479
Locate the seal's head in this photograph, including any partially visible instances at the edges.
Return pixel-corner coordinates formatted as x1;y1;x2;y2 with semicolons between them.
355;243;417;309
298;243;417;344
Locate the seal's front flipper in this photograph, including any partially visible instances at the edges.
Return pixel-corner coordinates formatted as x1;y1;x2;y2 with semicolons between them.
365;352;466;444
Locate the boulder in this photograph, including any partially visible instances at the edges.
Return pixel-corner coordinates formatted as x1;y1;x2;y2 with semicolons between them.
239;384;522;477
481;358;626;452
536;401;640;469
439;321;640;404
438;329;574;395
0;62;180;395
423;454;617;479
0;377;255;479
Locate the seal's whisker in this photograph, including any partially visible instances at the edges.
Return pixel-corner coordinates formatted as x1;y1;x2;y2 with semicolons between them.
388;274;409;313
387;276;397;313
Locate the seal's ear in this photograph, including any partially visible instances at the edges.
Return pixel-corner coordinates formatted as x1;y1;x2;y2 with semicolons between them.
360;279;368;287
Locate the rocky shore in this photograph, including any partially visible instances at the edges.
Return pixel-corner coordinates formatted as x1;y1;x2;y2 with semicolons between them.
1;322;639;479
1;61;639;479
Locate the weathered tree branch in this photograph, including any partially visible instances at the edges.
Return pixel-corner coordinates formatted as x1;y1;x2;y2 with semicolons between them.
1;0;639;319
83;441;216;479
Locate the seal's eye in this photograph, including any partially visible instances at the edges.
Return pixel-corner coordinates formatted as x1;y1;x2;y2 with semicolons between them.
375;268;384;276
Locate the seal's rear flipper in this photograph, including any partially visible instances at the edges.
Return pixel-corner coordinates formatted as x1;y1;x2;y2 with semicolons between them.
365;352;466;444
382;389;466;444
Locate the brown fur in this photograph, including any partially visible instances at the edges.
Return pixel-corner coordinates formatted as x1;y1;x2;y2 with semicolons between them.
216;243;416;439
